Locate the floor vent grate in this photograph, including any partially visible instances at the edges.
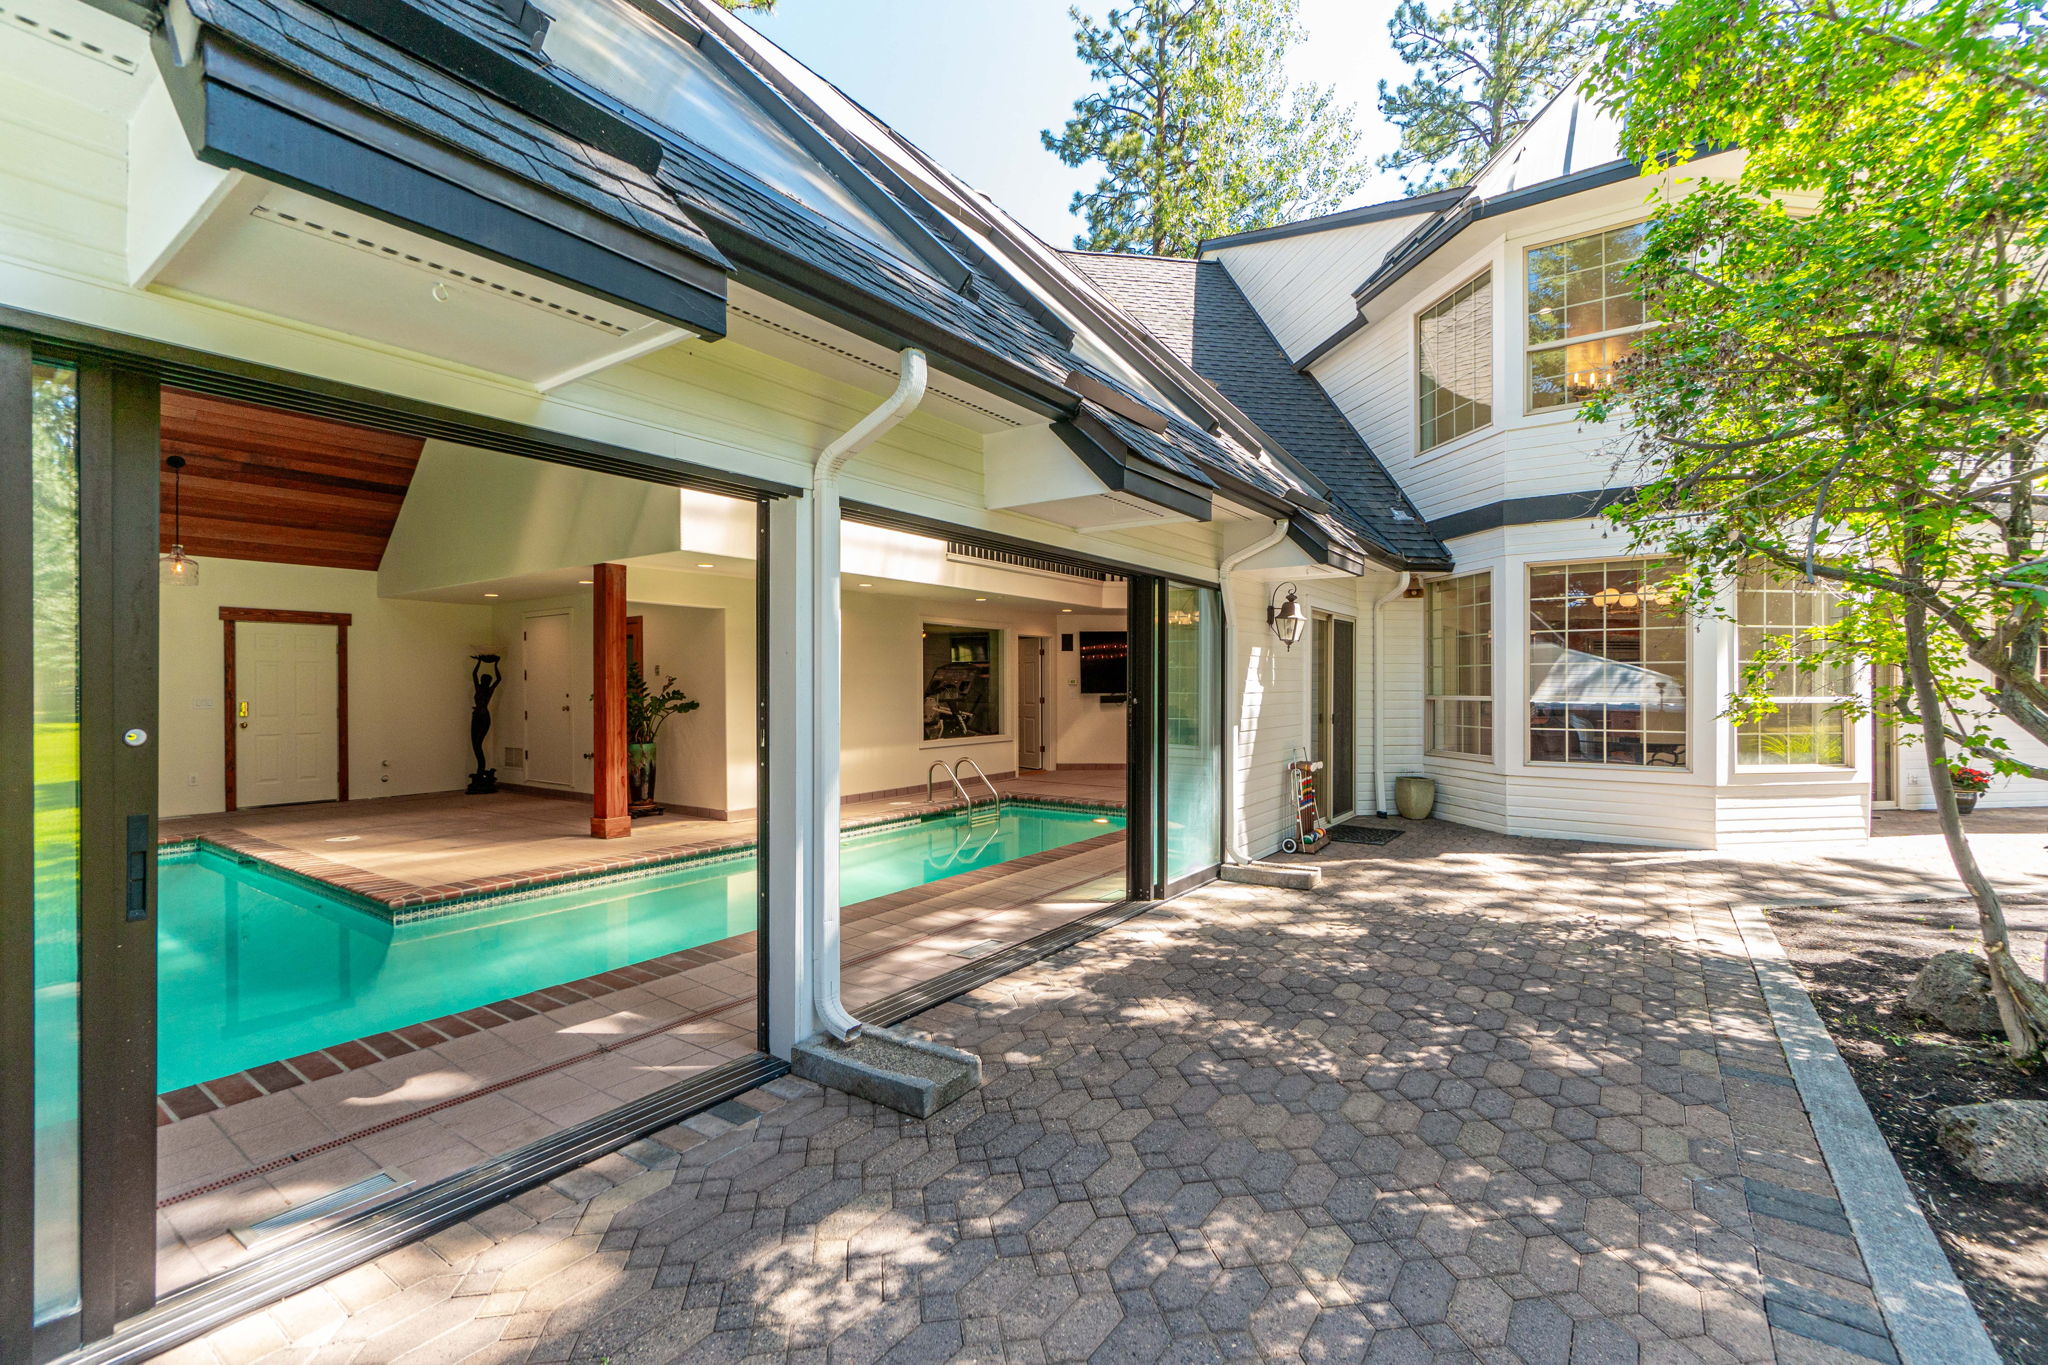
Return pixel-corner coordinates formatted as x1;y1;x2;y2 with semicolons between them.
232;1170;409;1247
950;939;1005;959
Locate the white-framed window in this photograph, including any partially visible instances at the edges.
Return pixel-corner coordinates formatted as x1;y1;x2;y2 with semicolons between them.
1416;272;1493;452
1734;573;1854;766
1426;573;1492;756
1526;224;1650;411
1527;558;1688;767
922;623;1000;739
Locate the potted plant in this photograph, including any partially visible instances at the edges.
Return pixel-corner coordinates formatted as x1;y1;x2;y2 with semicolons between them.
1948;764;1991;815
625;661;698;815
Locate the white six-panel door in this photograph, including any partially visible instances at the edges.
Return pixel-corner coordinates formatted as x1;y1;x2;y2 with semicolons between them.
238;622;340;807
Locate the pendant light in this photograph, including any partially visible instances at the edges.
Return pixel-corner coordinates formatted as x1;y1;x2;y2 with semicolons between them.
160;455;199;588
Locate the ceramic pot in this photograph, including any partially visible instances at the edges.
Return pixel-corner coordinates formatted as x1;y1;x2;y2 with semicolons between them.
1394;775;1436;820
628;741;660;808
1953;789;1980;815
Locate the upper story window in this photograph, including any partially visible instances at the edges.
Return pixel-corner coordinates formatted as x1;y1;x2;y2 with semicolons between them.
1734;573;1854;766
1526;224;1649;411
1416;272;1493;452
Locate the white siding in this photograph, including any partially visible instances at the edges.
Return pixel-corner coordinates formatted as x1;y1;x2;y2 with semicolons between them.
1204;215;1432;359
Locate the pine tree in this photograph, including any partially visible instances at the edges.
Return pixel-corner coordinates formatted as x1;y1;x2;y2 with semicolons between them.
1043;0;1367;256
1376;0;1604;193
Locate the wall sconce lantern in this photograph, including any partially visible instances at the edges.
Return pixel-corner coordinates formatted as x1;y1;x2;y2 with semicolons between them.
1267;582;1307;649
159;455;200;588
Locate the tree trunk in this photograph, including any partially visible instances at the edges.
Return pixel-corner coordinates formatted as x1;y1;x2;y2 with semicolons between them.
1904;599;2048;1057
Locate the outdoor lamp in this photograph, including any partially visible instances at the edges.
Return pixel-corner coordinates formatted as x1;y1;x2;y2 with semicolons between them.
1267;583;1307;649
160;455;200;588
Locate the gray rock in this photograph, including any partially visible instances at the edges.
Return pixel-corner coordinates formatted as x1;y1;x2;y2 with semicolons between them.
1902;950;2002;1035
1935;1100;2048;1184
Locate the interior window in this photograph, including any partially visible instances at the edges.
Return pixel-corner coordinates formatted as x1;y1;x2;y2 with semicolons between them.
1527;559;1687;767
1526;224;1650;410
1426;573;1492;756
1735;572;1854;766
1417;272;1493;451
922;624;1000;739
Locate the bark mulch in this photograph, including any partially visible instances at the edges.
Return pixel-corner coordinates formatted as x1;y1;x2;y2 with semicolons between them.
1768;895;2048;1362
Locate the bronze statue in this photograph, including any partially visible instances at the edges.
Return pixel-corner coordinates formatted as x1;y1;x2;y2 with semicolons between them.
466;653;502;795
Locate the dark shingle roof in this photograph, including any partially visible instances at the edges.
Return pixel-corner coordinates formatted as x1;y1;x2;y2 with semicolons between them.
1064;252;1449;569
184;0;1391;556
190;0;727;268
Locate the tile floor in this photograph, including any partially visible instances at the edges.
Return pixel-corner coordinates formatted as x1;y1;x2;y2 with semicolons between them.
167;811;2048;1365
153;789;1129;1296
158;769;1126;905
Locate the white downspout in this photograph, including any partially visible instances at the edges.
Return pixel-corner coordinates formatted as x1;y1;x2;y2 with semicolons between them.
1218;517;1291;863
809;348;928;1041
1368;567;1410;818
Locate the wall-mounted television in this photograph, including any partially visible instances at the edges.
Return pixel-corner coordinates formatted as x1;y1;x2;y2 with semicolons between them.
1078;631;1128;695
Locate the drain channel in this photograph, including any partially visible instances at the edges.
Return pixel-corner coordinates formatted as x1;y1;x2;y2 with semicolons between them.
233;1170;411;1247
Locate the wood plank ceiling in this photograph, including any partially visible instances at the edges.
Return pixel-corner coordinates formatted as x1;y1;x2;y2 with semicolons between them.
159;389;427;572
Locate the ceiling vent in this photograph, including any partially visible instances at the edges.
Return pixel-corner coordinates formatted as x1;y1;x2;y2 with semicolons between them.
0;3;137;71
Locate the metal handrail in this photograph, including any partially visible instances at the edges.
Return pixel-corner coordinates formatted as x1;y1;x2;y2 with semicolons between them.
953;758;1001;807
926;760;971;805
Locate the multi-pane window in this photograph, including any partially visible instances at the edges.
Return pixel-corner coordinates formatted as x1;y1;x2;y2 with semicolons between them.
1417;272;1493;451
1527;224;1649;410
1426;574;1493;756
1528;559;1688;766
1734;573;1854;766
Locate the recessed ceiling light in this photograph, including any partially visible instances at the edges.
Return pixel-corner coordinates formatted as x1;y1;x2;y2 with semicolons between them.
974;597;988;602
858;582;874;588
695;562;714;568
484;592;499;598
577;579;593;585
1060;608;1073;613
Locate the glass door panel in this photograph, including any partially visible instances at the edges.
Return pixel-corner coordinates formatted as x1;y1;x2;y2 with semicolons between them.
31;360;82;1326
1162;584;1221;886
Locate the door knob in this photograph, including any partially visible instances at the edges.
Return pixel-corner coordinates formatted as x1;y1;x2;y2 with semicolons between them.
239;721;249;729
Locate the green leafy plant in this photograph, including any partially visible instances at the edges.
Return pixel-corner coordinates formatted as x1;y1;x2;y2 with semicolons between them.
625;662;698;746
1587;0;2048;1054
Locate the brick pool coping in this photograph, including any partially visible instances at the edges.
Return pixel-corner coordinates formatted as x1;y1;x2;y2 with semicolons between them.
155;829;1130;1131
159;795;1125;924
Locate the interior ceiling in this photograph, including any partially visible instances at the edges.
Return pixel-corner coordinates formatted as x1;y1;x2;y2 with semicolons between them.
159;389;427;572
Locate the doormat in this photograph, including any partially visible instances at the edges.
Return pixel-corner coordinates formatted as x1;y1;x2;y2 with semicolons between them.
1324;823;1402;846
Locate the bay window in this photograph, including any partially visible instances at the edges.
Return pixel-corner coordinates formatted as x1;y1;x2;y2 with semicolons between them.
1526;224;1650;410
1734;573;1853;766
1528;559;1688;766
1426;573;1493;756
1417;272;1493;451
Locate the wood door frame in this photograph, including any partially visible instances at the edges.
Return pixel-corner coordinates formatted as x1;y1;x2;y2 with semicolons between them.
219;607;351;813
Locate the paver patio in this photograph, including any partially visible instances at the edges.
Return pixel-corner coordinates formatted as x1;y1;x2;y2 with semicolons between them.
164;812;2046;1365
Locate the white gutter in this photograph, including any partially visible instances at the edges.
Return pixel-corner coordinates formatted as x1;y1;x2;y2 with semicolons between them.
1217;517;1292;863
1368;568;1410;817
808;348;928;1041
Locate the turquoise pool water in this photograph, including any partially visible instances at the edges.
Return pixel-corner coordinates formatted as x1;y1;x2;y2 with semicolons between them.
157;803;1121;1092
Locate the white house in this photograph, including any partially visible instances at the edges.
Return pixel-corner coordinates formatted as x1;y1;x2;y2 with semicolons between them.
1;5;2034;1361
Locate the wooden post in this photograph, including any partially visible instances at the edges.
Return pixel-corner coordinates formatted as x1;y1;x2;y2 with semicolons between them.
591;562;631;838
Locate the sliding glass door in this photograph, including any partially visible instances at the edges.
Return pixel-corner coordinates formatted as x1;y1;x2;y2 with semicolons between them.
1160;583;1222;894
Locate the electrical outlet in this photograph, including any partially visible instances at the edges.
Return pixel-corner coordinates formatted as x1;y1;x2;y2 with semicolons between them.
186;774;197;787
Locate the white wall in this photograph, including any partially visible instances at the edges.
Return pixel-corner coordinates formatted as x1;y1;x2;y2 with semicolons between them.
1051;614;1130;766
1205;214;1432;360
158;559;494;817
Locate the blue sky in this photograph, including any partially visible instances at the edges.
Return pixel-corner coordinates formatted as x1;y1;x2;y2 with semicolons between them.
743;0;1415;248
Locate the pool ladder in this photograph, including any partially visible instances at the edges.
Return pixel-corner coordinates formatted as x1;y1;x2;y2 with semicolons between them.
927;758;1001;817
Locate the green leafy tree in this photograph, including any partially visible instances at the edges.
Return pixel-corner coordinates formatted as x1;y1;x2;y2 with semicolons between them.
1376;0;1606;193
1043;0;1368;255
1587;0;2048;1050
